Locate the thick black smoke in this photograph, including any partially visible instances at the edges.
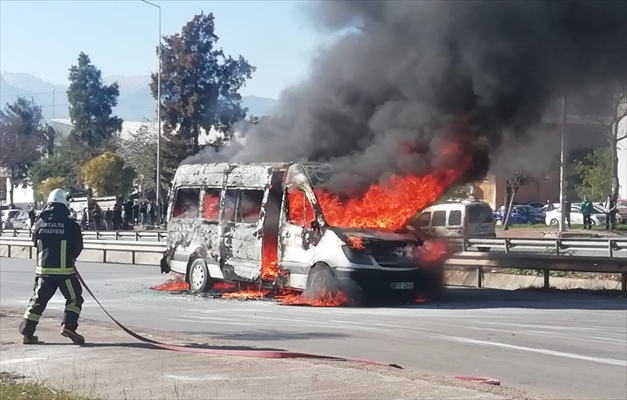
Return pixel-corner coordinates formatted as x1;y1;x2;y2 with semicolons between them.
187;0;627;194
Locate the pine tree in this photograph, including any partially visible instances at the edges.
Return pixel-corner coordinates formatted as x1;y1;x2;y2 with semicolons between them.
67;52;123;152
151;12;255;188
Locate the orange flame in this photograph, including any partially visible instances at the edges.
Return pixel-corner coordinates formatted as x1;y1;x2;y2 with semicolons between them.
152;279;189;291
290;142;472;231
276;288;349;307
414;239;451;264
346;236;365;249
222;287;271;299
261;230;280;281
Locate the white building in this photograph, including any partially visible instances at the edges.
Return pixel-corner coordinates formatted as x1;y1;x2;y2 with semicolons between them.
0;174;34;208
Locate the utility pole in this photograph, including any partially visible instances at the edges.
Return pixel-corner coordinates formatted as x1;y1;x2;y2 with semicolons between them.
559;95;567;233
140;0;162;224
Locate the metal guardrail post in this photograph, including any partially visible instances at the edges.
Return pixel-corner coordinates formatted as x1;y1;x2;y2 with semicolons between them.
132;251;136;265
504;239;510;254
463;238;468;252
622;273;627;293
555;240;561;256
476;266;483;288
608;240;613;258
543;270;550;289
135;232;139;242
115;231;120;241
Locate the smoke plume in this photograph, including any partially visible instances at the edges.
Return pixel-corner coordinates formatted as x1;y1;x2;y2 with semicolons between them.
188;0;627;194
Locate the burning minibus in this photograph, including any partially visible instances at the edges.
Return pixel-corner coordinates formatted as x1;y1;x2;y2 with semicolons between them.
160;162;446;298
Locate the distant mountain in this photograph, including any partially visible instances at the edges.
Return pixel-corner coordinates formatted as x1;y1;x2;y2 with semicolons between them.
0;72;278;121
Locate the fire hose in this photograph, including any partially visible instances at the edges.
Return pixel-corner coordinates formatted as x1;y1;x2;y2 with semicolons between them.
74;268;403;368
74;269;501;385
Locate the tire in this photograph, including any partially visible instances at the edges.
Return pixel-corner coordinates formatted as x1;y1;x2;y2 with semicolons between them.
307;264;338;293
187;259;214;293
550;219;559;226
306;264;361;305
495;219;503;225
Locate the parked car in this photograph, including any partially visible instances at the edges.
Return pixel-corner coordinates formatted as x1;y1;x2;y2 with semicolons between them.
592;204;624;225
3;210;33;230
408;199;496;238
596;200;627;225
1;209;22;230
527;201;545;209
545;204;622;226
494;205;545;225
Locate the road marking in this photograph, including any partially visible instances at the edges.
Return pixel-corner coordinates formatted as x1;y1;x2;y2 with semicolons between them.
439;336;627;367
445;324;627;346
478;322;626;334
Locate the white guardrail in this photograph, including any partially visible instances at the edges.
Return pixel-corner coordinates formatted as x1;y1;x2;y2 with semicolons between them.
1;229;167;241
1;235;626;292
2;229;626;257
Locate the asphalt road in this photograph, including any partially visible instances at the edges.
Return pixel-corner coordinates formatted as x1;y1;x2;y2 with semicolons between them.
1;258;626;399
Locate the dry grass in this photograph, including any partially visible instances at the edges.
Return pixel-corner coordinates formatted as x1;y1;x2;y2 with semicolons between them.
0;372;94;400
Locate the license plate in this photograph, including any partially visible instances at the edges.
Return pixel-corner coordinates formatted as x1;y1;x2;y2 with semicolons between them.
390;282;414;290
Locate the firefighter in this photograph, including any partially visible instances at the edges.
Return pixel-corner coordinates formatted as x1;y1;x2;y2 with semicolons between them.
19;188;85;345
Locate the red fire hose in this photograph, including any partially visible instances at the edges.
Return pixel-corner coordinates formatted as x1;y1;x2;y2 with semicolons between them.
74;269;402;368
75;269;501;387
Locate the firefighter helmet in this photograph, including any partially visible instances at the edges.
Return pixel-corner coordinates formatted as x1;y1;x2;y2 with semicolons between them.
47;188;70;207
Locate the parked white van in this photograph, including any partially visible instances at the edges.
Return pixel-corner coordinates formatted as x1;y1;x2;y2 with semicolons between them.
160;162;440;298
407;199;496;251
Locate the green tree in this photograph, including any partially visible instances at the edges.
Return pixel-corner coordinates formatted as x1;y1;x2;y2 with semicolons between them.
0;97;49;205
151;12;256;188
81;152;136;197
573;147;612;201
120;119;158;195
30;134;94;199
67;52;123;152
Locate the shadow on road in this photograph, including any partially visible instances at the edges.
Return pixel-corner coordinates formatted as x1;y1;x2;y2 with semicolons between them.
38;341;288;352
393;286;627;311
177;330;351;342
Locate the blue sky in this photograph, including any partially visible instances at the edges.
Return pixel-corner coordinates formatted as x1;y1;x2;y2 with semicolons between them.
0;0;334;99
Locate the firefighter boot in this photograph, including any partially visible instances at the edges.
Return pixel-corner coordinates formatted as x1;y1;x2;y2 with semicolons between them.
61;324;85;345
23;335;41;344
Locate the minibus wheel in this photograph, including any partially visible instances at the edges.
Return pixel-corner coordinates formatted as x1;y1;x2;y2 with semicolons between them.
188;259;214;293
307;264;338;294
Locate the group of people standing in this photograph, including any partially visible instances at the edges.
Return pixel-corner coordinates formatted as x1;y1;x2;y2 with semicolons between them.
75;199;164;231
545;195;619;230
580;195;619;230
